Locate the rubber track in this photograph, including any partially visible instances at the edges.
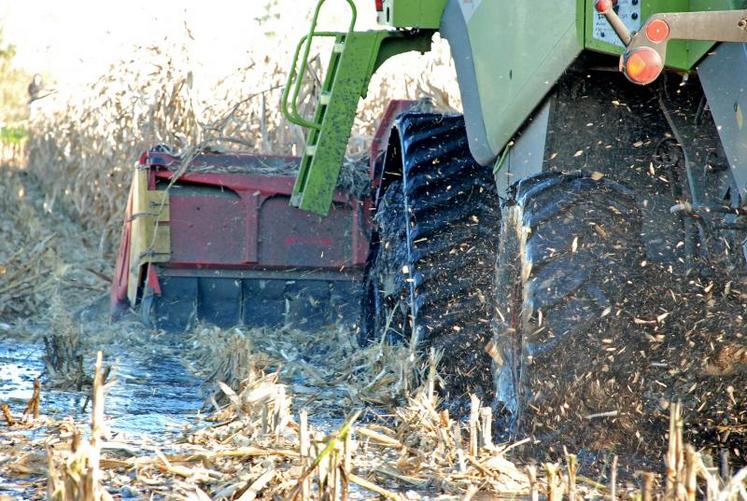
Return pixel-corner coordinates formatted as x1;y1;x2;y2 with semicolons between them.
398;112;500;397
493;171;646;433
360;180;410;343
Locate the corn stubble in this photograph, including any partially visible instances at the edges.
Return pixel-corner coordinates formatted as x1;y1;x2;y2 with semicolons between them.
31;324;747;500
1;29;745;500
47;352;110;501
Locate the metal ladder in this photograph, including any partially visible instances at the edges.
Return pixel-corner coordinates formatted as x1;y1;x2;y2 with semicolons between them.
281;0;362;216
281;0;432;215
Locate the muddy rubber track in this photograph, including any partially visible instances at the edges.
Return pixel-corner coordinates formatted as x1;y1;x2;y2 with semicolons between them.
493;171;646;435
366;112;499;398
361;180;410;343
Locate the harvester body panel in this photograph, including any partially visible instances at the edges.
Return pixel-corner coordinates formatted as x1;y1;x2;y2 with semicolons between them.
699;41;747;201
441;0;737;167
441;0;584;165
583;0;736;68
376;0;449;28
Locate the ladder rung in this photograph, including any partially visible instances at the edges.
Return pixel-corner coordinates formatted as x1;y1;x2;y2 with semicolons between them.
305;145;317;156
333;42;345;53
319;92;331;105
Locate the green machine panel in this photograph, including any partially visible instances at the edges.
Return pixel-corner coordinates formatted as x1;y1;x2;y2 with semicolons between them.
378;0;449;28
448;0;742;166
457;0;585;164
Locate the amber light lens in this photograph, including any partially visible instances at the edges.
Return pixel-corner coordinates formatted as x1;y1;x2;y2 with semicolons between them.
624;47;664;85
595;0;613;13
645;19;670;43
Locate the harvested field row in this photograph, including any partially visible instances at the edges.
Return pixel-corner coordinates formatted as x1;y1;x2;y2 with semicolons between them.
1;5;746;499
3;320;746;500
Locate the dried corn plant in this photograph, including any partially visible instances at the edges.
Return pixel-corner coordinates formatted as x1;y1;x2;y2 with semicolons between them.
337;338;426;407
187;321;430;415
0;166;59;320
47;352;111;501
25;47;202;258
24;47;313;258
23;35;458;261
41;290;87;389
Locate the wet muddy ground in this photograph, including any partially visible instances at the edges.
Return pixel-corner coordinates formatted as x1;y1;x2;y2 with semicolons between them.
1;164;746;499
0;336;203;437
0;329;207;499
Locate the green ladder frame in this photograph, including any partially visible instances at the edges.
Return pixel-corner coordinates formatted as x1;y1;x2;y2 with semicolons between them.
281;0;433;215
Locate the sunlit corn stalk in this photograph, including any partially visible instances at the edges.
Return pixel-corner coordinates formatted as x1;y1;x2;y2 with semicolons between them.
47;352;109;501
23;38;458;262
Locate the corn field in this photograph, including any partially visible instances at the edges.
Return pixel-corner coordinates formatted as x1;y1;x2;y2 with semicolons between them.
2;6;746;500
23;39;458;260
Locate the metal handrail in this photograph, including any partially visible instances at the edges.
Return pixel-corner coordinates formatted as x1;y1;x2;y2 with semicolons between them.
281;0;358;130
281;32;338;129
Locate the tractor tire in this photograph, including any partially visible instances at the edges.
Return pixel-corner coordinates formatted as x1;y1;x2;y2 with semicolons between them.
363;112;500;398
492;171;646;436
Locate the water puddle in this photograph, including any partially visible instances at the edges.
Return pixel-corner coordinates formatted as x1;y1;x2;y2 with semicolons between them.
0;333;206;498
0;336;204;437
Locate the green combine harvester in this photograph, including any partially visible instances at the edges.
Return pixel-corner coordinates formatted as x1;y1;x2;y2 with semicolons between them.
282;0;747;439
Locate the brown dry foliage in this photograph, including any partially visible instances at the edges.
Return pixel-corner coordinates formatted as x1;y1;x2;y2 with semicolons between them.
24;40;458;259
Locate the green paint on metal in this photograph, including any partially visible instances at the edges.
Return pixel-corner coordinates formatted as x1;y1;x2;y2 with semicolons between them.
282;31;343;130
467;0;584;160
460;0;741;164
287;0;745;210
372;34;433;76
492;142;513;176
576;0;588;47
378;0;448;28
281;0;357;130
289;30;433;215
685;0;744;67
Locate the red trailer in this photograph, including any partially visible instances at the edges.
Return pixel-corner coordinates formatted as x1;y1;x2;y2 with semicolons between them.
111;100;414;331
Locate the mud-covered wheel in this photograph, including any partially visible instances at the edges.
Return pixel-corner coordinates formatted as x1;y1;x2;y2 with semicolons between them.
493;171;646;435
360;181;410;345
363;112;500;398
